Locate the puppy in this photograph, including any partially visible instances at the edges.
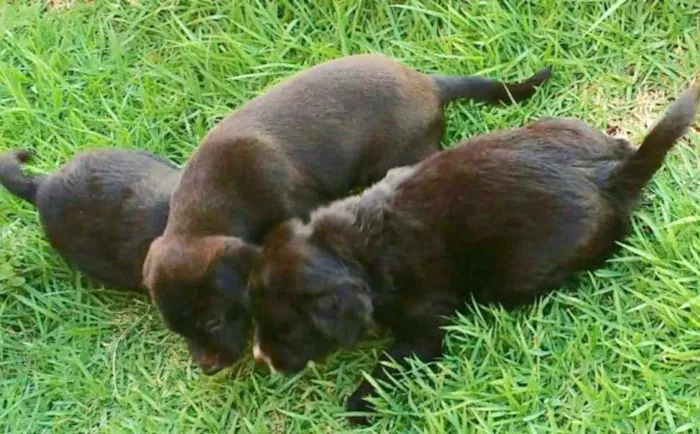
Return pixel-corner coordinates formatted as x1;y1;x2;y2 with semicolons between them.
141;53;552;374
0;149;179;292
250;84;700;425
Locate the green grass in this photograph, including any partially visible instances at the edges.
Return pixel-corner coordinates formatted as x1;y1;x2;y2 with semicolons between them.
1;0;699;432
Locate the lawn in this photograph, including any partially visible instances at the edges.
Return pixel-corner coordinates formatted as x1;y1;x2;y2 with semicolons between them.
1;1;699;432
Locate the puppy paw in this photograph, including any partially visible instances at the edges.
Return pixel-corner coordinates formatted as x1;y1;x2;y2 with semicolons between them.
346;390;375;426
347;414;372;426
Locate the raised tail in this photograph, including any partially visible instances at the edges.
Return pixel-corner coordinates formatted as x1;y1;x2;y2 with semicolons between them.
606;84;700;200
0;150;44;204
431;65;552;106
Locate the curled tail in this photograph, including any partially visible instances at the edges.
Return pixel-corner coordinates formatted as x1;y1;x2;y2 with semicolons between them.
432;65;552;105
0;150;44;204
606;84;700;200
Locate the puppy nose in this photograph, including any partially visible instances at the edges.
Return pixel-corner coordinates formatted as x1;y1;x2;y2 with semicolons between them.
196;355;224;375
200;361;224;375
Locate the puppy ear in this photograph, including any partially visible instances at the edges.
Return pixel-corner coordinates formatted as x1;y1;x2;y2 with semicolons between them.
141;236;164;295
208;238;261;302
310;285;373;347
228;240;262;275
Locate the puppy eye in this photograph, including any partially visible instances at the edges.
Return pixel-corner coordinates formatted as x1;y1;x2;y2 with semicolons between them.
316;294;338;311
204;317;224;332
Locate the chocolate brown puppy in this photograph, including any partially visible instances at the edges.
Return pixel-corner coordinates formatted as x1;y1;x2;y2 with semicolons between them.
141;54;552;374
250;84;699;425
0;149;179;292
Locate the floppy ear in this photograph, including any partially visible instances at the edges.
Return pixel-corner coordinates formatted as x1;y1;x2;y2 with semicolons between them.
310;285;373;347
208;239;261;303
141;236;164;295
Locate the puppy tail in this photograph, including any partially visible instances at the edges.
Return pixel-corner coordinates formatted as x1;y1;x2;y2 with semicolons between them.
606;83;700;200
431;65;552;106
0;149;45;204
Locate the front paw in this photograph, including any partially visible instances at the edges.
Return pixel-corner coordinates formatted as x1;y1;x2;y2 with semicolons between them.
346;388;375;426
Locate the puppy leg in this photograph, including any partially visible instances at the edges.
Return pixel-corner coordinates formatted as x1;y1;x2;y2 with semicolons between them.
346;326;445;426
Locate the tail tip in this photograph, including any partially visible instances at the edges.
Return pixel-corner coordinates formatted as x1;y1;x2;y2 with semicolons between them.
685;81;700;103
529;65;553;86
15;150;34;164
668;82;700;123
2;149;34;164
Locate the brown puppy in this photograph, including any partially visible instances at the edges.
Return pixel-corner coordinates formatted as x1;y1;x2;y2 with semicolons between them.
250;84;699;425
142;53;552;374
0;149;179;292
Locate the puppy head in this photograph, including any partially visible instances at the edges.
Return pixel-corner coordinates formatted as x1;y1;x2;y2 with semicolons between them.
250;219;373;374
143;235;260;374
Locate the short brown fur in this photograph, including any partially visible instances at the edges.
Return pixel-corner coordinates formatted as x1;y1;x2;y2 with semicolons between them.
0;149;179;292
250;85;699;425
142;54;552;374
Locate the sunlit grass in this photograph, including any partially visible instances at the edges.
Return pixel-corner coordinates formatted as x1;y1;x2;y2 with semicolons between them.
1;1;699;432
